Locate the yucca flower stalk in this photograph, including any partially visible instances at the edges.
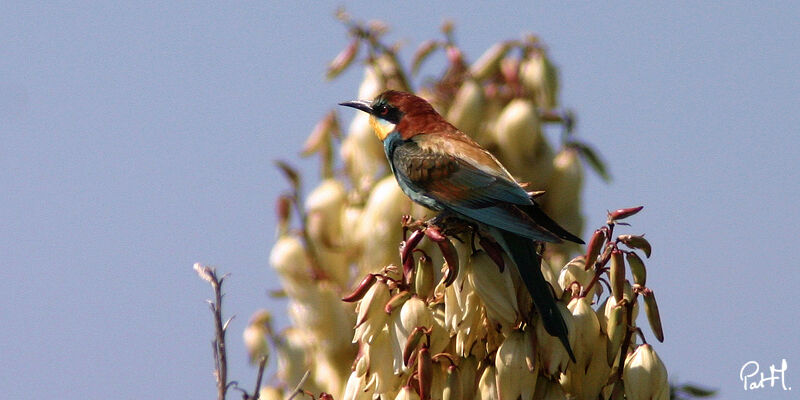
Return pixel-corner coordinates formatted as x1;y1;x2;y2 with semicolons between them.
226;15;715;400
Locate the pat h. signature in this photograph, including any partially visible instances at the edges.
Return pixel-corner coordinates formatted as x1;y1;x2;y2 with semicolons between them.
740;359;791;391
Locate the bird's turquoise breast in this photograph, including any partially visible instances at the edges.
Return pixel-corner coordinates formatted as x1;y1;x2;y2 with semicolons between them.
383;132;444;211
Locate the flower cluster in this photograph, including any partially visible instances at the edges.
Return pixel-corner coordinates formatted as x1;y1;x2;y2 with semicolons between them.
253;18;670;400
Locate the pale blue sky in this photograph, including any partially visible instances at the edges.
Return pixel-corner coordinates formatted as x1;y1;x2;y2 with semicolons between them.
2;2;798;399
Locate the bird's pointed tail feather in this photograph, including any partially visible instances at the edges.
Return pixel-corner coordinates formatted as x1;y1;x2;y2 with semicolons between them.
493;228;576;362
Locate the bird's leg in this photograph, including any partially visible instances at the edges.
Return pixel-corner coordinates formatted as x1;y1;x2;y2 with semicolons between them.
469;230;478;253
427;211;474;240
401;214;428;239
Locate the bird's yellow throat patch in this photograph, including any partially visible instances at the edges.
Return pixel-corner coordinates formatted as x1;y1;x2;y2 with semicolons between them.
369;115;396;141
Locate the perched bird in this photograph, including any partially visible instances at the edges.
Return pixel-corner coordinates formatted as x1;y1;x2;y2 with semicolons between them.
340;90;584;360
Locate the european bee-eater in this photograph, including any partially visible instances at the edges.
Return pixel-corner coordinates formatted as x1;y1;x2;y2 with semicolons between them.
340;90;584;360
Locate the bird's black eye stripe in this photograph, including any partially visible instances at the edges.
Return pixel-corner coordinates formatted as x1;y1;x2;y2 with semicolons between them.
374;104;388;115
372;100;402;123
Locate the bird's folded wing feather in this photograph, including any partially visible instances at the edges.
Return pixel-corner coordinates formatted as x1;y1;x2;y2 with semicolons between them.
392;134;560;242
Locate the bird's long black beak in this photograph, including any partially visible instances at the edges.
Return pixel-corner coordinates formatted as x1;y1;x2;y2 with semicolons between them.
338;100;373;114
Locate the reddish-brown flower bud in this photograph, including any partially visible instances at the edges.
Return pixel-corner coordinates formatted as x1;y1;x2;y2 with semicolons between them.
327;39;359;80
412;40;441;76
275;195;292;227
401;229;426;279
618;234;652;258
610;249;625;303
342;274;377;303
438;240;459;287
584;229;607;270
275;161;300;189
418;347;432;400
608;206;644;223
302;111;338;156
446;45;464;68
479;236;505;272
424;226;446;242
403;327;425;367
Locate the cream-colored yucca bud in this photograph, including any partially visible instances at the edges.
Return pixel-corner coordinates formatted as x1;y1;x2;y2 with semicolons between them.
353;280;391;344
376;53;407;91
313;355;349;399
443;243;474;330
513;135;555;194
428;304;450;356
288;282;354;352
341;111;386;194
343;370;374;400
364;330;401;395
476;365;498;400
355;176;413;275
604;294;638;365
495;329;537;400
275;328;320;395
623;344;669;400
544;147;584;251
546;147;583;216
305;179;350;286
458;356;479;399
533;378;568;400
468;251;519;327
567;297;601;370
395;386;421;400
341;204;363;251
445;265;483;357
470;42;512;81
390;296;434;373
454;290;484;357
519;51;559;108
535;301;575;377
414;254;435;300
443;282;462;331
492;98;542;170
446;80;487;141
559;329;610;400
358;65;381;100
558;256;596;299
305;179;347;246
443;364;463;400
269;234;312;299
258;386;284;400
583;333;612;399
243;309;272;364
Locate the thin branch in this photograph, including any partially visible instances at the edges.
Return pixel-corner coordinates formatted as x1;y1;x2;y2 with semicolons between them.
287;371;311;400
195;264;231;400
251;356;268;400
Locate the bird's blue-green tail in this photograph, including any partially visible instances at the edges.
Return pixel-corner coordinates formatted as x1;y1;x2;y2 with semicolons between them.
494;229;576;362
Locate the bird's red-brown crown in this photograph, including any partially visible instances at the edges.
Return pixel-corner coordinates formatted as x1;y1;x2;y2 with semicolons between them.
376;90;459;140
